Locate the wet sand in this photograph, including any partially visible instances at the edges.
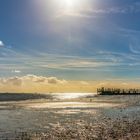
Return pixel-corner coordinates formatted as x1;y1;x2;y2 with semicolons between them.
0;93;140;139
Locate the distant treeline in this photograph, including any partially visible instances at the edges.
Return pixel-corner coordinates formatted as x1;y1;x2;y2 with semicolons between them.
97;87;140;95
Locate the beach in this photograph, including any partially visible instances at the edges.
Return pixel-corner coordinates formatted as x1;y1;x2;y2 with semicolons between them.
0;93;140;139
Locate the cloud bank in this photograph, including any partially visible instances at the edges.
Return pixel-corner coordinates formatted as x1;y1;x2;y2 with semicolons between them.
0;75;67;87
0;75;70;93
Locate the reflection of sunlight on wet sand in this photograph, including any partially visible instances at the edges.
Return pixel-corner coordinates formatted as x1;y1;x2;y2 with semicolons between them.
55;109;97;115
24;101;120;109
55;109;82;114
0;105;8;109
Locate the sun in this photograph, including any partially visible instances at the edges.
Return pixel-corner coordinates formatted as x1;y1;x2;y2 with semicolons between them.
61;0;78;10
52;0;88;17
36;0;88;17
65;0;75;8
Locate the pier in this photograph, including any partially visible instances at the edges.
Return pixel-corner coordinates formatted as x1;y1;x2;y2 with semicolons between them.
97;87;140;95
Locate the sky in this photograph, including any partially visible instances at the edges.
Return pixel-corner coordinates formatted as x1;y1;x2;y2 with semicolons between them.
0;0;140;92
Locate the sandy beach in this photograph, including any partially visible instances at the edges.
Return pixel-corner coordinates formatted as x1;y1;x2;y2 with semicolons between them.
0;93;139;139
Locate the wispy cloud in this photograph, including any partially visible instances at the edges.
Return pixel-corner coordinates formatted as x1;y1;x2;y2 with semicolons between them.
1;47;140;79
44;60;114;70
88;2;140;14
57;1;140;18
129;38;140;54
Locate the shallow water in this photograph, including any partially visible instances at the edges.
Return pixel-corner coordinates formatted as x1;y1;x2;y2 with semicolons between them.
51;92;96;99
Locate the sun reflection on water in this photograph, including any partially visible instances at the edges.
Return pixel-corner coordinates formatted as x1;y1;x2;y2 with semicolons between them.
52;93;96;99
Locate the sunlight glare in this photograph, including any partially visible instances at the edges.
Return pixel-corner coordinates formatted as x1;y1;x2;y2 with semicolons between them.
61;0;79;10
65;0;75;8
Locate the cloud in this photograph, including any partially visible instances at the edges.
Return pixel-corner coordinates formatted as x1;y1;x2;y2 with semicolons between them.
23;74;67;84
90;2;140;14
58;2;140;18
80;81;89;85
0;77;23;86
0;75;67;87
45;60;115;70
0;40;4;47
47;77;67;84
122;82;128;86
12;70;21;73
129;44;140;54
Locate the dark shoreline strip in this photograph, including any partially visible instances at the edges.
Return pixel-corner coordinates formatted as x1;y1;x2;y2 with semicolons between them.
0;93;53;101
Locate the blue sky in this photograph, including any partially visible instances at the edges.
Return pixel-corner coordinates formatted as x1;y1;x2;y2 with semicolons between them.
0;0;140;80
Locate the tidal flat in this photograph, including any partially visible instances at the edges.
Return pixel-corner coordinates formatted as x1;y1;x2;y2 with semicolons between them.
0;93;140;140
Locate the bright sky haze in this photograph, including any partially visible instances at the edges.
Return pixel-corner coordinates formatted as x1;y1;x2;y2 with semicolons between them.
0;0;140;92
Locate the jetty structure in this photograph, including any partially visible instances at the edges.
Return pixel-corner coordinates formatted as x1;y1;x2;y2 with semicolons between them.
97;87;140;95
